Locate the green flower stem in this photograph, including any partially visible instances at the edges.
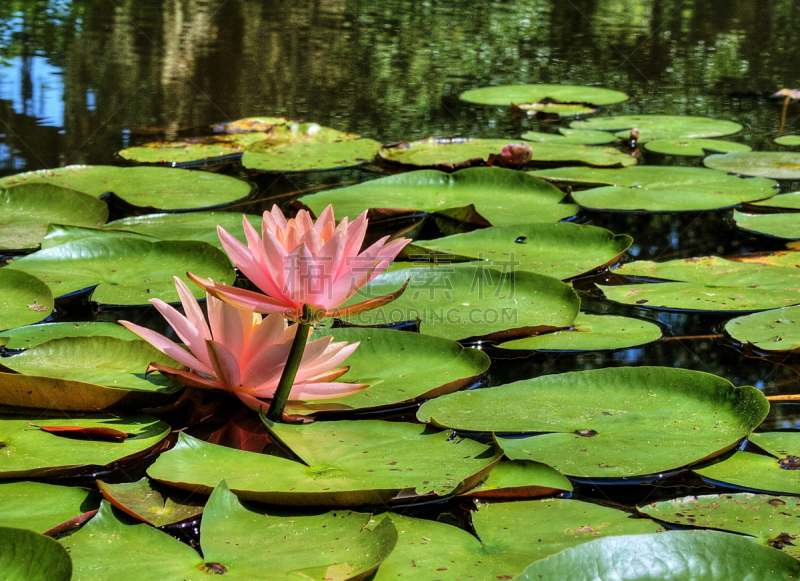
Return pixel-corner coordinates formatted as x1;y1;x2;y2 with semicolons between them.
266;305;313;422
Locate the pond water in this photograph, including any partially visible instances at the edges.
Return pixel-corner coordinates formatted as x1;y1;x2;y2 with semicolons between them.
2;0;800;573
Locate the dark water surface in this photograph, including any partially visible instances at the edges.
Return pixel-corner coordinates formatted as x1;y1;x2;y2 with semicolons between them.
2;0;800;526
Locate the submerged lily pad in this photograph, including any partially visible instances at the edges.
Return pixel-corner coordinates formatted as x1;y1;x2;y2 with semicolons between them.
531;166;777;212
418;367;768;478
299;167;577;226
569;115;743;142
65;482;397;581
0;481;99;533
148;422;500;506
705;151;800;180
0;322;138;350
339;267;581;342
724;305;800;352
97;478;203;527
460;84;629;113
405;222;632;280
644;139;751;156
775;135;800;146
119;132;268;165
5;237;234;305
695;432;800;495
0;527;72;581
0;413;170;478
294;327;489;415
496;313;662;352
373;499;660;581
378;138;636;169
638;493;800;558
602;256;800;312
0;268;54;331
460;460;573;498
514;530;800;581
0;184;108;250
0;166;251;210
103;212;262;249
521;128;617;145
734;211;800;239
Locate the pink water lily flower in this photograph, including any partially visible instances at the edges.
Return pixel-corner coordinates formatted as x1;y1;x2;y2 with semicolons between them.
119;277;367;409
187;205;410;321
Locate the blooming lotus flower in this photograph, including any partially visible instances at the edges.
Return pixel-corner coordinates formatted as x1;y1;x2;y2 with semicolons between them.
119;277;367;409
187;205;410;322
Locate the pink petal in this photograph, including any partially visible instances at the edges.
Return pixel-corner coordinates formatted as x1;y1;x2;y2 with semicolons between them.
205;339;242;388
241;313;288;366
149;298;212;370
187;273;297;316
218;226;284;299
290;381;369;400
207;297;245;359
173;276;211;342
119;320;214;376
295;341;360;382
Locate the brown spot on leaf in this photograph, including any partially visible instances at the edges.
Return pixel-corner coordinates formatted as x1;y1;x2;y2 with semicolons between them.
779;455;800;470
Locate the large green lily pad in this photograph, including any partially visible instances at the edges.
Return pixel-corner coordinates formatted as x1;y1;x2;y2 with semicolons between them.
569;115;743;142
496;313;662;351
459;460;573;498
119;132;268;165
531;166;777;212
705;151;800;180
0;321;138;350
64;482;398;581
775;135;800;146
298;167;578;226
638;493;800;558
0;413;170;478
294;327;489;415
514;530;800;581
417;367;768;478
602;256;800;312
0;527;72;581
373;499;660;581
102;212;263;249
734;211;800;240
521;128;617;145
460;84;629;114
148;422;501;506
0;166;252;210
40;224;154;249
0;184;108;250
644;139;751;156
0;268;53;331
339;267;581;342
405;222;632;280
695;432;800;495
725;305;800;352
5;237;234;305
378;138;636;169
750;192;800;210
97;478;203;527
0;481;99;533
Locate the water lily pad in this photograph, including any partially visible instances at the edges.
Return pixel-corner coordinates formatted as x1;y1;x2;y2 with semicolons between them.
211;117;288;133
373;499;660;581
5;237;235;305
705;152;800;180
96;478;203;527
0;527;72;581
496;313;662;351
460;460;573;498
0;166;251;210
0;481;99;533
750;192;800;210
102;212;262;249
734;211;800;239
65;482;397;581
514;530;800;581
460;84;629;113
0;269;53;331
644;139;751;156
0;322;138;350
531;166;777;212
405;222;632;280
148;421;501;506
0;413;170;478
418;367;768;478
695;432;800;495
602;256;800;312
638;493;800;558
775;135;800;146
339;267;581;342
378;138;636;169
569;115;743;142
40;224;154;249
298;167;578;226
0;184;108;250
725;305;800;352
293;327;490;415
521;128;617;145
118;132;268;165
